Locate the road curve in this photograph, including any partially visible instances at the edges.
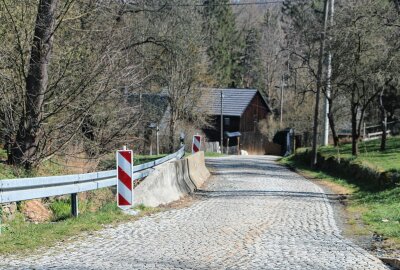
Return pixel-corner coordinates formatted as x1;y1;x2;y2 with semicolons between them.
0;156;389;269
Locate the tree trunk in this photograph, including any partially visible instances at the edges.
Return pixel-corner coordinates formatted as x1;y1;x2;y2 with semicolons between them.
5;132;13;165
11;0;58;168
3;109;15;164
327;98;339;146
168;109;176;153
311;0;330;168
379;89;387;151
351;102;359;156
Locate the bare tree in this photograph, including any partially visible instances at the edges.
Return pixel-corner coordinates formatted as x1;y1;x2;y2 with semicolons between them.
10;0;59;168
1;1;155;167
154;3;209;152
332;0;399;155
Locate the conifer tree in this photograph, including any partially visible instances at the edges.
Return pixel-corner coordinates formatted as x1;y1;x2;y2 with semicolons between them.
239;27;263;90
203;0;240;87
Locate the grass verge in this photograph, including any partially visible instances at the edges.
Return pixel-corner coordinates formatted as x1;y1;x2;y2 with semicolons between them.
98;153;167;170
204;152;225;157
0;148;164;255
0;203;159;255
184;151;225;157
318;136;400;172
0;149;68;180
280;155;400;253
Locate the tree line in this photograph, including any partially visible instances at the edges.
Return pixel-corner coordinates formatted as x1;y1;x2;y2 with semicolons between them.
0;0;268;169
2;0;398;169
281;0;400;160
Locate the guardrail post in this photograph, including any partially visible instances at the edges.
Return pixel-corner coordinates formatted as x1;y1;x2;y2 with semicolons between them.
71;193;78;217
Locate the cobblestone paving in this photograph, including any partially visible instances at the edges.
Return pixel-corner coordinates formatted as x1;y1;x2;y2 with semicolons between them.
0;156;389;270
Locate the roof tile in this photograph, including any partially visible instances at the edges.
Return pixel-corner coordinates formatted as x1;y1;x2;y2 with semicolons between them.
201;88;258;117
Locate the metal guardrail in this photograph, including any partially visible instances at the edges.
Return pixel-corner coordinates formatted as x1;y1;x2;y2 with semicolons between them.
0;146;185;205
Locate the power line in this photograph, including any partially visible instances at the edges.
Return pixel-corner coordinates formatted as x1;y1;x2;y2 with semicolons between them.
174;1;286;7
126;1;288;8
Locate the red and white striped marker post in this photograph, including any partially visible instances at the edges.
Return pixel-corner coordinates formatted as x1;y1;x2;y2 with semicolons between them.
192;135;202;154
117;148;133;209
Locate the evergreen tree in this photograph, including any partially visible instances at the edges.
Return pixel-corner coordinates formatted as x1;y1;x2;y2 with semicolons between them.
202;0;241;87
238;27;264;90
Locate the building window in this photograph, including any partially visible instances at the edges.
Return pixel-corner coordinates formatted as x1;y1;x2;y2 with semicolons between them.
224;117;230;126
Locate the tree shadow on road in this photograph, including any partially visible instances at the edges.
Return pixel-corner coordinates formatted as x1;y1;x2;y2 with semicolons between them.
211;171;302;180
206;158;288;173
195;189;348;203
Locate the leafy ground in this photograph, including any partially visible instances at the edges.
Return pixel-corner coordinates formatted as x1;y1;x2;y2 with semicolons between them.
281;137;400;254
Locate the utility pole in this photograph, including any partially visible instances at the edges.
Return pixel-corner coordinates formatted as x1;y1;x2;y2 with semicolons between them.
280;74;284;128
220;90;224;154
156;125;159;155
311;0;329;167
280;59;290;128
150;138;153;155
323;0;335;146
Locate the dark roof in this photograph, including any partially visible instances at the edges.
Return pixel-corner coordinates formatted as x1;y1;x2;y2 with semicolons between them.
201;88;271;117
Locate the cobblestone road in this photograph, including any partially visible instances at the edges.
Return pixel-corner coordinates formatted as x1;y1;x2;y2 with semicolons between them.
1;156;389;269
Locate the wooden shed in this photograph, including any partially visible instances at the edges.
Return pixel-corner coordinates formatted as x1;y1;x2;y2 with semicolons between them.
201;88;272;153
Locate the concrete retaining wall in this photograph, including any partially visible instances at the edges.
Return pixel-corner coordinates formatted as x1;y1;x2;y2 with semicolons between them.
133;151;210;207
187;151;210;188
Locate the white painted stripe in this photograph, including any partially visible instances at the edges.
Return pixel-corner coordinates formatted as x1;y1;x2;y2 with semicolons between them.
193;136;201;149
194;139;201;148
118;153;132;177
118;179;132;204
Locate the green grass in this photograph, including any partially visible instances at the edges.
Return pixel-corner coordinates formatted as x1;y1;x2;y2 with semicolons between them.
0;161;65;180
185;151;225;157
49;200;73;221
0;203;158;255
37;159;68;176
0;147;68;180
282;156;357;191
0;148;29;179
204;152;225;157
281;153;400;247
0;163;26;179
318;136;400;172
354;188;400;239
133;154;166;165
98;153;167;170
0;148;165;254
0;148;7;160
0;187;159;255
